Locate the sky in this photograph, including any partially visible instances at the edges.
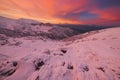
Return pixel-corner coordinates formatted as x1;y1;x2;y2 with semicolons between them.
0;0;120;26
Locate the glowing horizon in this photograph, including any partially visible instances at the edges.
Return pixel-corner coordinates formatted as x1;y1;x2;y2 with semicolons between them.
0;0;120;25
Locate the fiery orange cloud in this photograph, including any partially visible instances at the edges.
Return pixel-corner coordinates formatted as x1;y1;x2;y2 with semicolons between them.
0;0;91;24
92;7;120;21
0;0;120;25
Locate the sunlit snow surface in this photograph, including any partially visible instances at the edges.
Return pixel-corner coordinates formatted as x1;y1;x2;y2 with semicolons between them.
0;27;120;80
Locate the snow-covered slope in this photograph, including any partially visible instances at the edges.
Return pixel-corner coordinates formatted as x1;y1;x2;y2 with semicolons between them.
0;16;78;39
0;27;120;80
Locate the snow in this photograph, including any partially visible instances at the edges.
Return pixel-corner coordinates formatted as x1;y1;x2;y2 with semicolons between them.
34;25;53;33
0;27;120;80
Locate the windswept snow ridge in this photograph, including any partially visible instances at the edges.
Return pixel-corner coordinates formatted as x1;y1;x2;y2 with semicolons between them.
0;27;120;80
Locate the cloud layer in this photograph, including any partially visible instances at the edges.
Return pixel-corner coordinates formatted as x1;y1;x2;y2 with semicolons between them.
0;0;120;26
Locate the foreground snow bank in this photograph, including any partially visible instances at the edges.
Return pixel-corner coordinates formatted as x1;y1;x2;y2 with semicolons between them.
0;27;120;80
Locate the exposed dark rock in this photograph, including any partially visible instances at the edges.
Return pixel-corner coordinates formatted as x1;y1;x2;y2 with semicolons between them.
67;64;74;70
79;64;89;72
0;39;9;46
0;69;16;77
14;42;22;46
0;27;24;37
0;35;8;40
35;76;39;80
53;53;64;56
62;62;65;66
13;62;17;67
97;67;105;72
60;49;67;53
83;66;89;72
34;59;45;70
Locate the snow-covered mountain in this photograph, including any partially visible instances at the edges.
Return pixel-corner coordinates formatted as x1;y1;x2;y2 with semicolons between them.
0;16;115;40
0;16;78;40
0;16;120;80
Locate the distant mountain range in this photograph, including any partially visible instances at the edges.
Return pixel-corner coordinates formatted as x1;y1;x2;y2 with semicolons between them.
0;16;118;40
